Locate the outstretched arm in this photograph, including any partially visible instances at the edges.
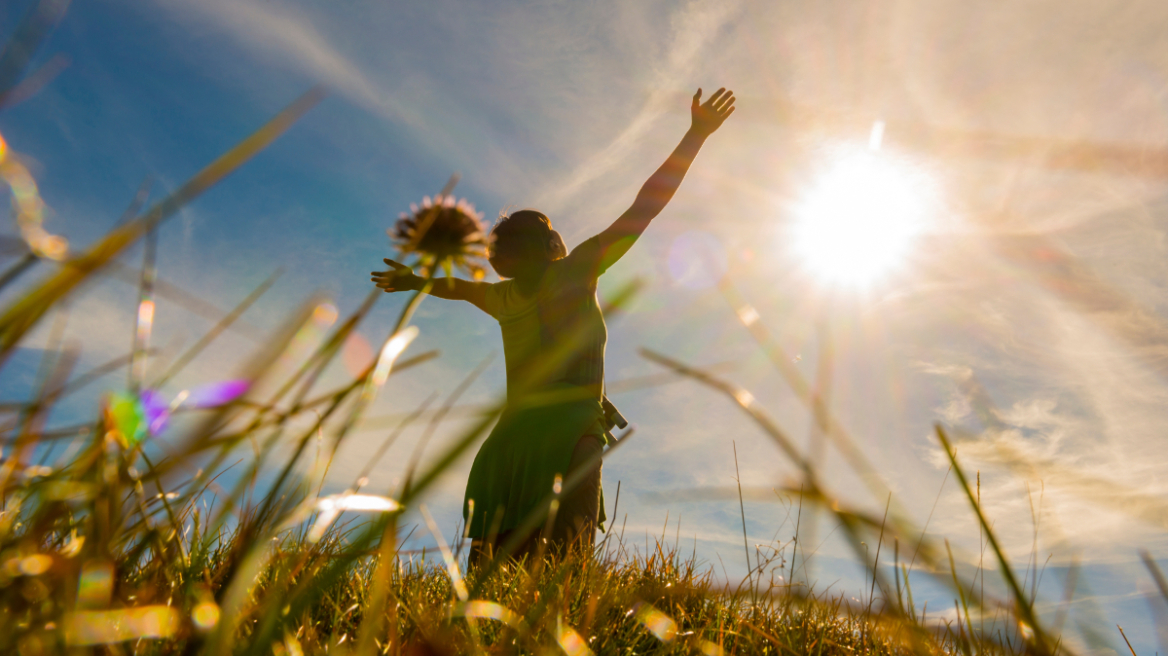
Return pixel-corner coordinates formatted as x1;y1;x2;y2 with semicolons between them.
371;258;491;314
594;87;735;267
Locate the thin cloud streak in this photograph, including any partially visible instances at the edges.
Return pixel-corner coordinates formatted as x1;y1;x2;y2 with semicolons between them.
144;0;533;194
150;0;413;124
535;0;743;213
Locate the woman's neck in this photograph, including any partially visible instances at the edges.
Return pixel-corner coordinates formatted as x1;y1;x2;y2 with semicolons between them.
513;262;548;297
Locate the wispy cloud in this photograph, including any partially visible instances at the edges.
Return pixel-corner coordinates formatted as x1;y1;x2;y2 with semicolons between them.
534;0;743;215
150;0;415;125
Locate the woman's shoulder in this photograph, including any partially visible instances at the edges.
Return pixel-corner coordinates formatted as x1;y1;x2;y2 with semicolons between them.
483;279;513;316
485;278;539;317
548;236;604;287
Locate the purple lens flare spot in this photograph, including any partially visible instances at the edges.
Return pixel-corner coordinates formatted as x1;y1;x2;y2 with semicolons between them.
139;389;170;436
188;380;249;408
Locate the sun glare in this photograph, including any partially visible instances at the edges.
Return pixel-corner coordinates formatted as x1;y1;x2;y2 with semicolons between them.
791;148;935;287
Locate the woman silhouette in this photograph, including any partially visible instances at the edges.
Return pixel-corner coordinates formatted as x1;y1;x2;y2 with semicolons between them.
372;87;735;564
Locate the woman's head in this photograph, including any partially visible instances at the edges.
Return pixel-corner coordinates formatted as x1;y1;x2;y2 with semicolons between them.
489;209;567;279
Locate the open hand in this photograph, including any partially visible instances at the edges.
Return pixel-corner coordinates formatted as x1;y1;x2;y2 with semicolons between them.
690;87;735;136
371;258;422;292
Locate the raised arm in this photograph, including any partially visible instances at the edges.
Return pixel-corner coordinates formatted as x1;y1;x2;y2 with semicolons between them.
371;258;492;314
594;87;735;267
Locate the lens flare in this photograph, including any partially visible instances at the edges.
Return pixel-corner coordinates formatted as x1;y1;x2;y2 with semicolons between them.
312;303;339;326
305;493;402;542
21;465;52;480
139;389;169;435
77;561;114;609
790;148;936;287
283;631;305;656
667;230;727;289
555;616;593;656
455;601;523;628
186;380;249;407
135;299;155;345
1019;620;1035;640
61;531;85;557
108;392;147;445
697;639;726;655
735;304;759;327
342;332;374;378
18;554;52;576
191;601;220;631
318;493;401;513
106;380;247;444
64;607;180;645
0;129;68;260
632;602;678;642
732;390;755;408
284;303;339;365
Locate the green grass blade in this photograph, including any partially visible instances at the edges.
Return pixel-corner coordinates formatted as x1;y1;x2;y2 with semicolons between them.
934;424;1055;655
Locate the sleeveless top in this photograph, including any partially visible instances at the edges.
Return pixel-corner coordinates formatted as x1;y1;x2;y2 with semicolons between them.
482;235;610;405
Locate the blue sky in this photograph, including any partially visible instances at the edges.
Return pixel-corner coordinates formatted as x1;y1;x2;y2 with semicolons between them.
4;0;1168;650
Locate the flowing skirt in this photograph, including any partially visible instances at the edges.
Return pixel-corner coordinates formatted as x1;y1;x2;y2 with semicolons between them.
462;385;607;540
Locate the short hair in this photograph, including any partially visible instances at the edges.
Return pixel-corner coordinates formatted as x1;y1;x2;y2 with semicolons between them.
489;209;556;265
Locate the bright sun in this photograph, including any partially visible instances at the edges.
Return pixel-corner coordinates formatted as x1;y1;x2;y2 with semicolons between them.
791;148;935;287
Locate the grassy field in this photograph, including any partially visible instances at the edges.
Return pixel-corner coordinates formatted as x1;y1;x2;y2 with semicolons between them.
0;9;1157;653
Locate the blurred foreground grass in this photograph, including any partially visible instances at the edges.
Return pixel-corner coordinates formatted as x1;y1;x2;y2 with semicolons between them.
1;2;1160;652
